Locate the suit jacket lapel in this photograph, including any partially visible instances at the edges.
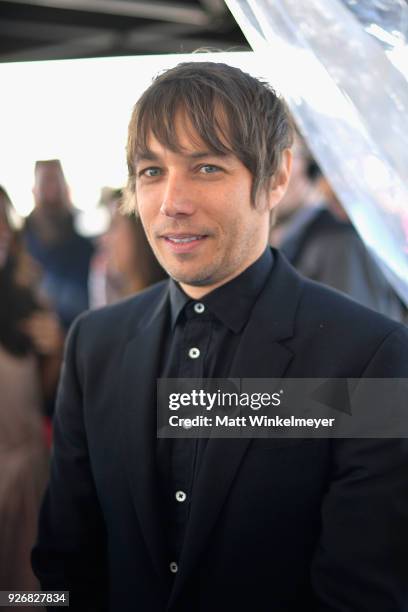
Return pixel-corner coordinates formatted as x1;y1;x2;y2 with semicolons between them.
120;285;170;584
168;252;303;607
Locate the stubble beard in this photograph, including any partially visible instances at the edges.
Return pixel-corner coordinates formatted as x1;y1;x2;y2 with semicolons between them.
164;245;242;289
164;254;223;287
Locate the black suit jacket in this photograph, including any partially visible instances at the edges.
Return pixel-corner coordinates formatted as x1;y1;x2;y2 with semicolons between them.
32;250;408;611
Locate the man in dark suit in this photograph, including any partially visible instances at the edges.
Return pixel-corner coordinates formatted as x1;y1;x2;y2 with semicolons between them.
32;62;408;611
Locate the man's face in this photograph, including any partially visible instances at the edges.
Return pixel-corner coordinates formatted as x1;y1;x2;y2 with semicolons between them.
135;115;290;298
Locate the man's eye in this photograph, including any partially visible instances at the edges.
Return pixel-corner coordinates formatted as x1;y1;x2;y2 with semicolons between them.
199;165;220;174
139;167;161;177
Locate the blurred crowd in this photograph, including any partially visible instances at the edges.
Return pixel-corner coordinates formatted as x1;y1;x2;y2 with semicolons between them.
0;160;166;598
0;139;406;594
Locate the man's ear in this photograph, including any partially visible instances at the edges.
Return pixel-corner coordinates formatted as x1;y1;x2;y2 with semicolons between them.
266;148;292;211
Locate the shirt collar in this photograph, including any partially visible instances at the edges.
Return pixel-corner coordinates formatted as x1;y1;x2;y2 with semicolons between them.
169;247;274;333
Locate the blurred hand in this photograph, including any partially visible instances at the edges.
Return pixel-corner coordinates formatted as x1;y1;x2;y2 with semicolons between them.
20;311;64;356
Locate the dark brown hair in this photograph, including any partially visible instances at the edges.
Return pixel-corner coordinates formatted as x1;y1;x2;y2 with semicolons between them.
124;61;293;211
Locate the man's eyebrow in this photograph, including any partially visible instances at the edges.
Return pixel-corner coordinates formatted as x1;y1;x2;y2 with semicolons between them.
135;149;230;163
187;150;229;160
135;151;159;163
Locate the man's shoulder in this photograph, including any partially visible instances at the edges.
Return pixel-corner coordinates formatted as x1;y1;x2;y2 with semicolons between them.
271;249;399;329
295;275;408;374
71;279;169;341
299;274;400;333
272;249;398;330
266;251;408;375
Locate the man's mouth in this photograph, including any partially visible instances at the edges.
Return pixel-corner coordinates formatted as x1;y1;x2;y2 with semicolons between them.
161;233;208;253
164;234;206;244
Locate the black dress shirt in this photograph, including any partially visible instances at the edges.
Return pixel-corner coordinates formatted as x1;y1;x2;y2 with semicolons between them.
157;248;274;570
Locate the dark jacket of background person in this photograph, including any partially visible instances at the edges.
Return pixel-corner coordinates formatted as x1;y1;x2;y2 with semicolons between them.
24;160;94;329
32;251;408;612
281;206;407;323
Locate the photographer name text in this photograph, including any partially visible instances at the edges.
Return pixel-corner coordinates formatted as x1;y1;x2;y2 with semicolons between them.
168;415;336;429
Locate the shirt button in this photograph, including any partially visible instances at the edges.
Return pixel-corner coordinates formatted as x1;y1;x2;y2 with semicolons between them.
170;561;178;574
188;347;200;359
194;302;205;314
175;490;187;503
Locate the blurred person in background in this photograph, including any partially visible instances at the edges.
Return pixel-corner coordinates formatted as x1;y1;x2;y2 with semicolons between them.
273;134;407;323
0;185;62;598
89;188;166;307
24;159;94;329
270;134;321;246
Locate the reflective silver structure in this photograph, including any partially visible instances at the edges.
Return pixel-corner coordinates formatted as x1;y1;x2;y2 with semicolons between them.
226;0;408;305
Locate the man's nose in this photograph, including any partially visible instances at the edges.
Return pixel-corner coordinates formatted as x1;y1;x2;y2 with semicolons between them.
160;173;196;217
